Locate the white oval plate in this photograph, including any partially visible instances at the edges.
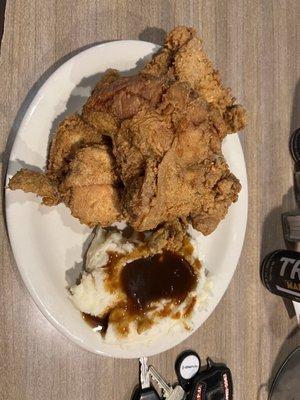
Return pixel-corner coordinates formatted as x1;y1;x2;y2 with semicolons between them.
5;40;248;358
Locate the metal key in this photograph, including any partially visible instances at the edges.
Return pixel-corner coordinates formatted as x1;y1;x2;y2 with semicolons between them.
149;365;186;400
131;357;161;400
140;357;150;389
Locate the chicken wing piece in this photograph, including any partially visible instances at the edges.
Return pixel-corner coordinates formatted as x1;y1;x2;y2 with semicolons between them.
48;114;104;178
8;169;59;206
60;145;122;227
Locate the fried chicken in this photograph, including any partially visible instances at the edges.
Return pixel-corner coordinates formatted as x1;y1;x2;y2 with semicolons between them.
9;26;247;236
60;145;122;226
48;114;104;179
142;26;246;133
9;169;59;206
9;115;121;226
116;81;240;233
82;73;168;133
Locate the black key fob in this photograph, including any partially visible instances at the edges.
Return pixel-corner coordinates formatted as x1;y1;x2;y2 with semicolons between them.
131;385;161;400
188;379;206;400
175;350;201;392
188;358;233;400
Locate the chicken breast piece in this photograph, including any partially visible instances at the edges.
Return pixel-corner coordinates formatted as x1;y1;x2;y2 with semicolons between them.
61;145;118;189
60;145;122;227
68;185;121;227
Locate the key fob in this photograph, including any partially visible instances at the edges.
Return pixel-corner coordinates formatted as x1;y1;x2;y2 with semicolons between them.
175;350;201;392
188;358;233;400
131;385;161;400
188;379;206;400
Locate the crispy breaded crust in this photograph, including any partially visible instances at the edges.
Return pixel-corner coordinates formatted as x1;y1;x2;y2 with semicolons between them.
68;185;121;227
142;26;247;133
48;114;104;178
9;27;247;234
8;169;59;206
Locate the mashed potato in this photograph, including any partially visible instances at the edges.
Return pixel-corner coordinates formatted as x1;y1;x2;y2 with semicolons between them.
70;226;212;343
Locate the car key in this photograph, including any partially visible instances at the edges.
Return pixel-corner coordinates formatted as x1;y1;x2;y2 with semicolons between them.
131;357;161;400
149;365;186;400
175;350;201;392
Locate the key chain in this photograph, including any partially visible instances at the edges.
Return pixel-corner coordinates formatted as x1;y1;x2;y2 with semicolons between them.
175;350;201;392
131;357;161;400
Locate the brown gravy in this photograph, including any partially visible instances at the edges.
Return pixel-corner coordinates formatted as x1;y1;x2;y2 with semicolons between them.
82;249;199;337
120;251;197;313
82;312;110;337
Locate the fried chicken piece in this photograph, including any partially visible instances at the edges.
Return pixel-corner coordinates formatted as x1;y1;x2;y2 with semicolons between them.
48;114;104;179
190;171;241;235
60;145;118;190
142;26;246;133
8;169;59;206
60;145;122;227
146;218;188;254
112;109;174;184
93;69;121;90
9;27;246;235
68;185;121;227
9;115;122;227
82;74;167;133
115;82;241;233
142;26;196;77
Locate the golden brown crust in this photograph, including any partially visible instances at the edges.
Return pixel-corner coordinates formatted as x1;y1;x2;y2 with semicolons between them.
48;114;104;178
116;81;242;233
9;26;247;234
142;26;247;133
61;145;118;189
142;26;196;78
82;75;167;129
8;169;59;206
68;185;121;227
165;26;197;50
60;145;122;226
